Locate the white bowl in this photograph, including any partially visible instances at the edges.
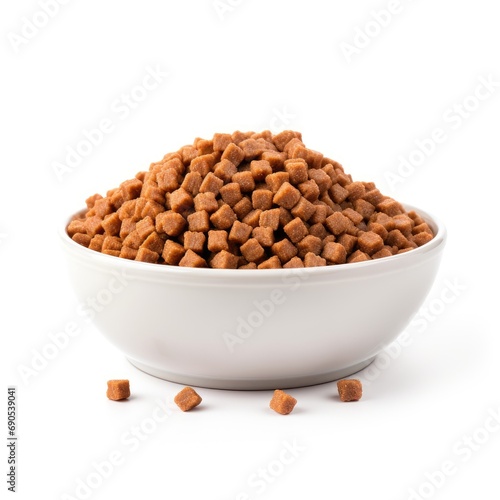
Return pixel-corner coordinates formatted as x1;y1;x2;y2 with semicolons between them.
60;205;446;390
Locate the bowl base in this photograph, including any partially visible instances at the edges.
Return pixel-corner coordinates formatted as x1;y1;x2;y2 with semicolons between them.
127;357;375;390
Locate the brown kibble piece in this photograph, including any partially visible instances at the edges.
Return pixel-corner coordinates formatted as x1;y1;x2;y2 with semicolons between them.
252;226;274;247
183;231;206;253
252;189;274;211
269;389;297;415
210;204;237;230
162;240;185;265
174;386;202;411
304;252;327;267
240;238;265;262
106;380;130;401
220;182;243;207
257;255;282;269
250;160;273;181
322;242;347;264
210;250;240;269
357;231;384;255
228;221;253;245
283;217;308;244
221;142;245;167
178;249;207;268
337;379;362;402
272;238;298;264
273;182;301;209
156;211;186;237
207;230;229;252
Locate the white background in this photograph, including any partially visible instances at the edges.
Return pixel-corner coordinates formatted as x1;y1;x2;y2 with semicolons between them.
1;1;499;499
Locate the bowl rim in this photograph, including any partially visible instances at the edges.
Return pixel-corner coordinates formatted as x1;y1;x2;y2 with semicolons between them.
60;203;446;279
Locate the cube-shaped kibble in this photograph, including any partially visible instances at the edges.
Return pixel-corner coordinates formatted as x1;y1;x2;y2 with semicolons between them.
178;249;207;268
240;238;265;262
228;220;253;245
337;379;362;402
174;386;202;411
199;172;224;195
283;256;304;269
308;168;332;193
347;250;370;263
106;380;130;401
242;209;263;228
266;172;290;193
207;230;229;252
283;217;308;244
183;231;206;253
325;212;352;236
271;238;298;264
190;154;216;177
102;212;122;236
377;198;404;217
187;210;210;232
353;199;375;220
194;192;219;214
233;196;253;220
322;242;347;264
357;231;384;255
285;159;309;185
250;159;273;181
135;216;156;240
156;211;187;237
273;182;301;210
252;226;275;247
72;233;91;247
135;247;159;263
169;188;194;213
252;189;274;211
291;196;316;222
261;151;287;171
304;252;327;267
214;159;238;183
162;240;185;265
259;208;281;230
209;250;240;269
257;255;282;269
342;208;364;226
181;172;203;196
298;180;320;202
233;171;256;193
213;132;232;152
412;231;434;247
120;178;143;201
221;142;245;167
157;168;179;192
220;182;243;207
269;389;297;415
210;204;237;230
330;183;349;204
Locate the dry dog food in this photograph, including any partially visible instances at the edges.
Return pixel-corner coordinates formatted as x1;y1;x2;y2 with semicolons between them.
269;389;297;415
106;379;130;401
337;379;362;402
67;130;435;268
174;386;202;411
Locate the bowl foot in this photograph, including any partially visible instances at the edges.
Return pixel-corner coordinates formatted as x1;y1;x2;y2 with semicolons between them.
127;357;375;390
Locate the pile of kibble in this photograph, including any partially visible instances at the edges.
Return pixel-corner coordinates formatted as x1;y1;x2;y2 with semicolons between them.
67;130;434;269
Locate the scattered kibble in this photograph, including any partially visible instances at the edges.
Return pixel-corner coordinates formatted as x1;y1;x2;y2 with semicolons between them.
337;379;363;402
174;386;202;412
269;389;297;415
106;379;130;401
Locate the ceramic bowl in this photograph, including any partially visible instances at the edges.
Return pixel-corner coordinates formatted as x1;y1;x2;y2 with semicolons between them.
60;205;446;389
